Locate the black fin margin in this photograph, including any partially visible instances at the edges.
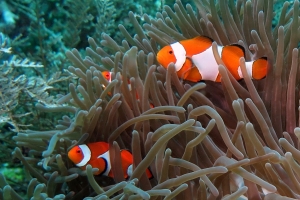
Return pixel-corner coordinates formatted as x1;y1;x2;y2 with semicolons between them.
260;56;268;60
228;44;246;57
202;35;214;42
97;157;108;176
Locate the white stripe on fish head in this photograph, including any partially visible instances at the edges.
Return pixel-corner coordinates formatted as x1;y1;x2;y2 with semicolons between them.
170;42;186;71
76;145;91;167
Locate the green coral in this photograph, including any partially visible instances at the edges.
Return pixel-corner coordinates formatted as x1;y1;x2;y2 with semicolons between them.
0;164;24;183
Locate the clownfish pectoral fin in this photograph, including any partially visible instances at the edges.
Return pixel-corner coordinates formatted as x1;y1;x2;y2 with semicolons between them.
252;57;268;80
181;58;203;82
177;58;195;81
181;58;194;79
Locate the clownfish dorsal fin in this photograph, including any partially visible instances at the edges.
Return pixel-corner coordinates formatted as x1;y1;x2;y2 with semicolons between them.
191;35;214;43
180;36;213;57
87;142;109;159
193;35;214;42
224;44;246;58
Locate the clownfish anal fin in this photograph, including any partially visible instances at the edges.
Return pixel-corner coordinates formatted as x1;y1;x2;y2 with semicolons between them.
194;35;214;43
215;73;222;82
252;57;268;80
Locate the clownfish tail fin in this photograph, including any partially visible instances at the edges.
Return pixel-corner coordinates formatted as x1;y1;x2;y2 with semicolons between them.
252;57;268;80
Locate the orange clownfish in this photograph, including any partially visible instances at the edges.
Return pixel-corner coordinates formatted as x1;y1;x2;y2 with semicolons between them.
101;71;154;108
101;70;138;98
68;142;153;179
101;71;112;83
157;36;267;82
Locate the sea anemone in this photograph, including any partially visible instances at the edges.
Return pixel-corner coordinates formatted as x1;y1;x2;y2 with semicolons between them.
4;0;300;199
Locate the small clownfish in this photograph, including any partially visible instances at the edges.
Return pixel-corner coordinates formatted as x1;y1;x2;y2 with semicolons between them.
101;71;112;95
157;36;268;82
101;71;112;83
68;142;153;179
101;71;154;108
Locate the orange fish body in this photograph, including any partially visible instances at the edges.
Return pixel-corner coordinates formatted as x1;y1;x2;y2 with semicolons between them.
157;36;267;82
68;142;153;179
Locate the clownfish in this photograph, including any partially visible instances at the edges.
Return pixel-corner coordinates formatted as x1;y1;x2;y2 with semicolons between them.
101;71;112;83
101;71;154;108
101;71;138;98
157;36;268;82
68;142;153;179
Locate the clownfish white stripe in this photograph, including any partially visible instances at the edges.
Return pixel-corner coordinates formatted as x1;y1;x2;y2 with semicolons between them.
128;83;132;91
97;151;111;176
237;61;254;78
108;72;112;82
217;45;224;56
237;66;243;78
192;46;220;81
245;61;254;77
76;145;91;167
170;42;186;71
127;164;133;177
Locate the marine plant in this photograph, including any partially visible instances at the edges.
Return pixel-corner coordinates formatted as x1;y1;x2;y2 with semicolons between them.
1;0;300;199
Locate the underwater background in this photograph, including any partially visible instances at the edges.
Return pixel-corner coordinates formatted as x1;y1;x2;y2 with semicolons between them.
0;0;299;199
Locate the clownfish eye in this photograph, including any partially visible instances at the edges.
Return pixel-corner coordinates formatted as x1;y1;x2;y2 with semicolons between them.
169;51;173;54
76;150;81;153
